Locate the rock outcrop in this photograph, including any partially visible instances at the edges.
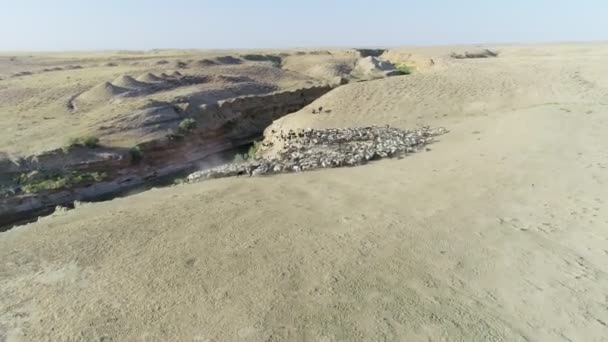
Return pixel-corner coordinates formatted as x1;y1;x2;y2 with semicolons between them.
352;56;398;78
187;126;447;181
355;49;386;58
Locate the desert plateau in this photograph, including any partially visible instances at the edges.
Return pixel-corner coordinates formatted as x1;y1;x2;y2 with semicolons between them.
1;42;608;341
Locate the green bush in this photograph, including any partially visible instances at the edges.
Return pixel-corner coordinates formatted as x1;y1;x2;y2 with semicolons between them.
83;136;100;148
68;135;100;148
178;118;197;133
247;140;262;159
234;140;263;163
394;63;413;75
22;178;67;193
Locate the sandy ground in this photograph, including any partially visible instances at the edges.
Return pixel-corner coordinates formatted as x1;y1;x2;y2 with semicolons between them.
2;43;608;341
0;49;355;156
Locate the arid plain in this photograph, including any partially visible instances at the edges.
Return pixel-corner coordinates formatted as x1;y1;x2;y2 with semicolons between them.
1;43;608;341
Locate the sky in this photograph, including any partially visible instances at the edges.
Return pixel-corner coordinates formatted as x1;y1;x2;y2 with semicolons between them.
0;0;607;51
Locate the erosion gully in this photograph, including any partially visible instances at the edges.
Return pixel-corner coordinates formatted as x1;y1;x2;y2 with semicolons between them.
0;85;332;231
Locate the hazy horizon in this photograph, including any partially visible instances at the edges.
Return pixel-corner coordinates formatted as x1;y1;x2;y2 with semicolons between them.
1;0;607;51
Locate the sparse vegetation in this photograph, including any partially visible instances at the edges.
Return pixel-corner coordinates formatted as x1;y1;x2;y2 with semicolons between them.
178;118;197;134
234;140;262;163
17;171;107;193
67;135;100;148
394;63;413;75
129;146;143;164
248;140;263;158
233;154;246;163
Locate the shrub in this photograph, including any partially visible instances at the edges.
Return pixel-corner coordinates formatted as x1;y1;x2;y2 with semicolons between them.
247;141;262;159
178;118;197;133
83;136;100;148
129;146;143;164
68;135;100;148
394;63;413;75
233;140;263;163
22;179;66;193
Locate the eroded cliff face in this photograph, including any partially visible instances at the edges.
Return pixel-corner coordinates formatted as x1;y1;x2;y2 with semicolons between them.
0;85;334;228
137;85;333;166
186;85;331;133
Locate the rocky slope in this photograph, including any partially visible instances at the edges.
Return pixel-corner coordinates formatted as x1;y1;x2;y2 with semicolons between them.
187;126;447;181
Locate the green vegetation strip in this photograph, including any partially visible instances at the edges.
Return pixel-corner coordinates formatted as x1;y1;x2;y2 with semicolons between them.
17;171;107;193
